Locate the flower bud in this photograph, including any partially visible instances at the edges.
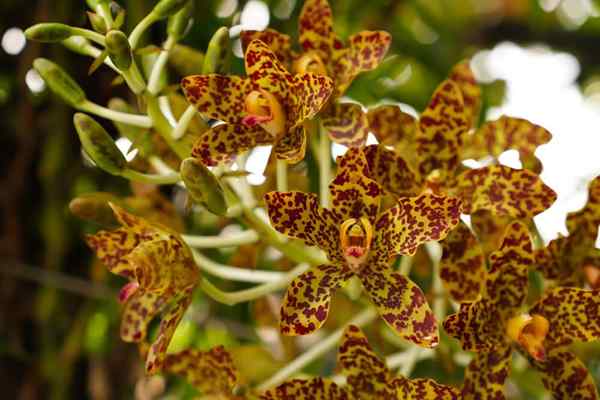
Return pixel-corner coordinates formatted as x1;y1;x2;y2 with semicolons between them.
105;30;132;71
202;27;230;74
152;0;189;19
33;58;86;106
86;0;111;9
87;11;107;34
167;1;194;40
25;23;73;43
169;44;204;76
69;192;120;227
180;158;227;216
73;113;127;175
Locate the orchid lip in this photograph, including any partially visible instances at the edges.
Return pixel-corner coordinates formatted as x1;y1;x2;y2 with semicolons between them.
340;217;373;271
242;89;286;138
506;313;549;362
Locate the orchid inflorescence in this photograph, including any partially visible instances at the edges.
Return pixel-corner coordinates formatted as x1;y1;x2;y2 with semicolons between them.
27;0;600;398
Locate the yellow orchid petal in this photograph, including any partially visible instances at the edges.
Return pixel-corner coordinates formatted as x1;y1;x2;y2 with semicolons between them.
398;378;461;400
363;144;421;198
280;264;352;336
357;262;438;347
273;124;308;163
298;0;336;66
366;104;416;148
120;290;166;342
261;378;349;400
470;209;512;257
448;60;481;130
460;346;512;400
322;102;369;148
440;221;486;302
240;28;293;65
415;79;469;180
290;72;334;125
163;346;240;396
455;165;557;218
192;123;273;166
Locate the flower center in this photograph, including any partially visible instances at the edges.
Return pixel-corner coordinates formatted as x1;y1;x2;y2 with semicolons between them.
293;52;328;76
506;313;549;361
340;217;373;271
242;89;286;138
423;169;443;194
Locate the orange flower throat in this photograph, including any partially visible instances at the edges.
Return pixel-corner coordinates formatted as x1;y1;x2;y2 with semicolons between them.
242;89;286;138
340;217;373;271
506;313;549;361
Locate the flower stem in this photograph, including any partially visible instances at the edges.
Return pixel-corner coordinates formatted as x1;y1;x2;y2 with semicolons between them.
121;169;180;184
128;13;157;49
147;36;176;95
70;27;106;46
319;122;331;208
386;347;434;375
171;105;197;140
192;249;284;283
276;159;288;191
184;229;259;249
62;37;118;73
79;100;153;128
255;307;377;391
144;94;189;159
199;263;310;306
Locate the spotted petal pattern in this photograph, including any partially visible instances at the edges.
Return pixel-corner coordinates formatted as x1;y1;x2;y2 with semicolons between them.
531;350;600;400
440;221;486;302
264;191;342;262
415;80;469;180
566;175;600;239
363;144;421;198
245;39;294;106
461;346;512;400
464;116;552;173
120;291;165;342
291;73;334;125
191;123;273;166
366;104;416;147
163;346;240;396
529;287;600;348
298;0;336;65
454;165;557;217
448;60;481;130
374;193;461;259
241;29;293;65
280;264;353;336
400;378;461;400
322;102;369;148
358;262;438;347
261;378;349;400
274;124;308;163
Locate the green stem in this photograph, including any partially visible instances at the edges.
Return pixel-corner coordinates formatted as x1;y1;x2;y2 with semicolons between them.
171;105;197;140
255;307;377;391
128;13;157;49
191;249;283;283
199;263;310;306
386;347;434;375
319;122;331;208
79;100;152;128
121;169;180;184
148;36;176;95
399;255;413;275
70;27;106;46
62;37;118;73
144;95;189;159
122;62;146;94
276;159;288;191
183;229;259;248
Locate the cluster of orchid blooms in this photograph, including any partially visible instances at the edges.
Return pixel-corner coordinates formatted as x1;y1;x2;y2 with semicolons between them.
27;0;600;398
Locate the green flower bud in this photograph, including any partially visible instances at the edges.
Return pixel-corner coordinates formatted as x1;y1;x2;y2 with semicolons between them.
33;58;86;106
73;113;127;175
202;27;230;74
86;0;111;9
69;192;120;227
167;1;194;40
152;0;189;19
169;44;204;76
105;30;132;71
25;23;73;43
87;11;107;34
180;158;227;216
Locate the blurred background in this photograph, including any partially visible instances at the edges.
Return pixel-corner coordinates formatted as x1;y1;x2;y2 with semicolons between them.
1;0;600;398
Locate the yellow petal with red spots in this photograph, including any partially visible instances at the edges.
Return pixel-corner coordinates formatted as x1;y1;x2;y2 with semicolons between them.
464;116;552;173
298;0;336;66
274;125;307;163
181;74;253;124
280;264;352;336
460;346;512;400
85;227;145;279
261;378;349;400
529;287;600;348
241;29;293;65
264;191;342;262
415;79;469;180
448;60;481;130
530;350;599;400
322;102;369;148
366;104;416;147
329;148;383;225
470;210;512;257
146;293;194;374
363;144;421;198
357;262;438;347
290;72;334;126
334;30;392;96
374;193;461;259
338;325;397;398
192;123;273;166
440;221;486;302
163;346;240;396
566;175;600;239
245;39;294;107
399;378;461;400
455;165;556;218
120;290;166;343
